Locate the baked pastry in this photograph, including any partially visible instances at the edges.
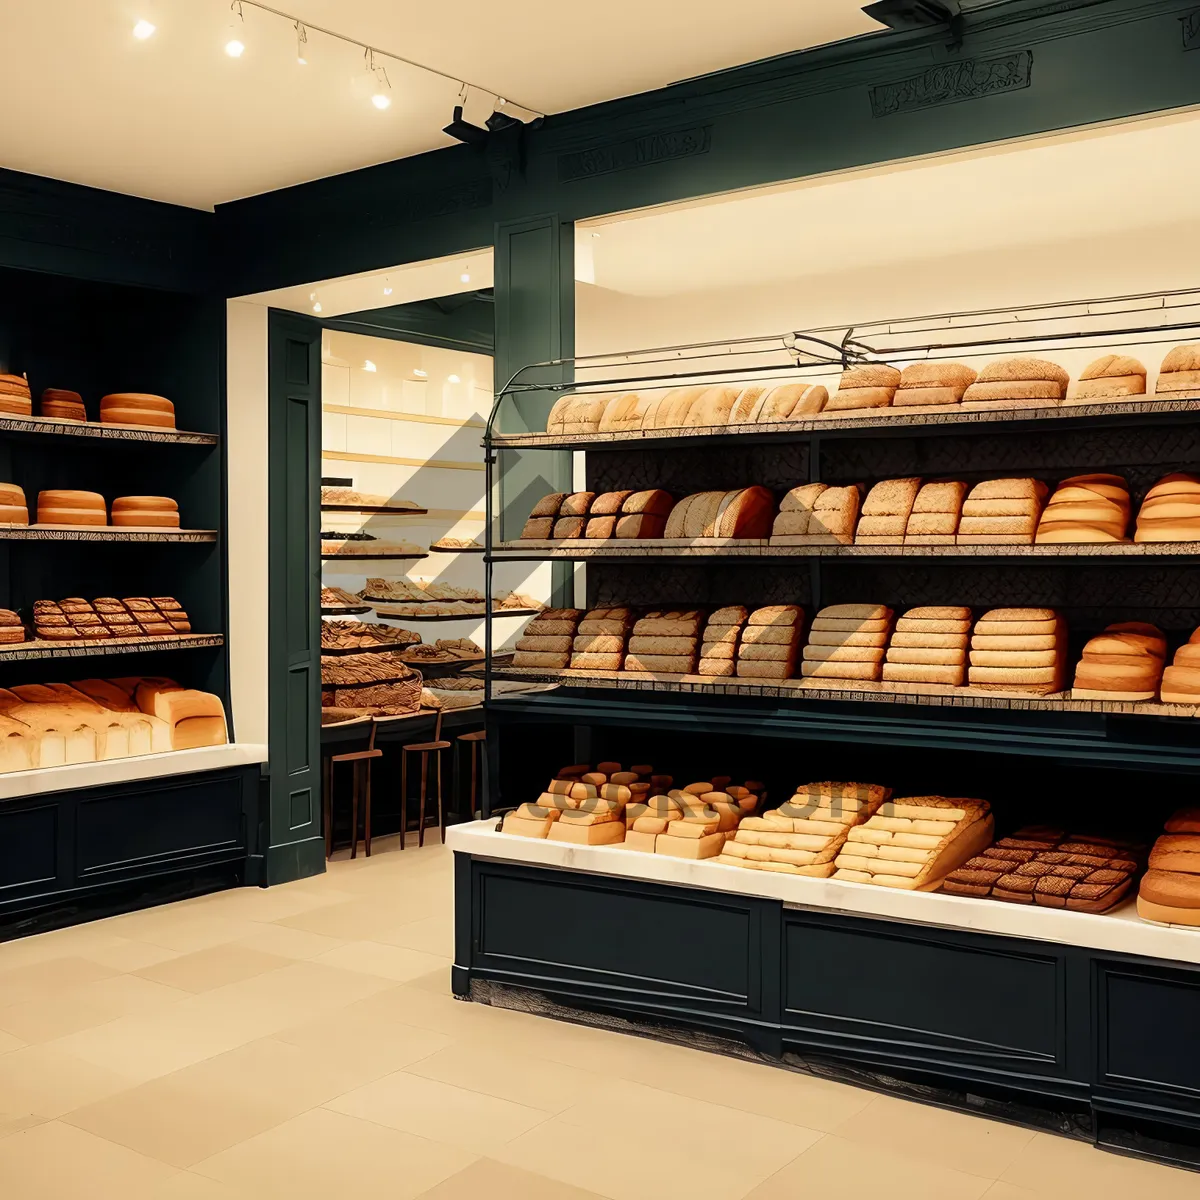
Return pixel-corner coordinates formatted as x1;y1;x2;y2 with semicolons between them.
857;477;921;544
826;364;900;412
0;374;32;417
1154;344;1200;397
905;480;967;544
962;358;1069;409
1067;355;1147;403
111;496;181;529
1036;474;1130;543
100;393;175;430
40;388;86;421
36;489;107;526
698;605;748;677
320;487;422;512
0;610;25;645
736;606;804;680
0;482;29;526
756;384;828;422
893;362;976;408
968;607;1067;694
1139;812;1200;924
1071;622;1166;701
1159;630;1200;705
833;796;994;890
958;478;1049;544
883;606;972;687
802;604;893;682
718;781;890;876
1134;472;1200;543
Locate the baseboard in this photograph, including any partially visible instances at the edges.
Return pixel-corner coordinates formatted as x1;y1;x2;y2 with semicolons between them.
263;835;326;886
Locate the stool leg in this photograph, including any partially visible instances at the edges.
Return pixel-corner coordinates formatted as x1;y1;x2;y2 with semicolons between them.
470;743;478;818
364;759;372;857
323;756;333;859
437;750;445;843
419;751;428;849
350;762;360;860
400;751;407;850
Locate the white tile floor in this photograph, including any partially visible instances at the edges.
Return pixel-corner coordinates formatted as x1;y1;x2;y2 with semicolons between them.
0;835;1194;1198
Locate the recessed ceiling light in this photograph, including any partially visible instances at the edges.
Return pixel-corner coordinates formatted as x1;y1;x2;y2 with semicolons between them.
312;302;322;313
383;286;393;296
447;374;461;384
133;19;156;40
590;231;601;239
413;369;428;379
225;38;245;57
363;360;377;372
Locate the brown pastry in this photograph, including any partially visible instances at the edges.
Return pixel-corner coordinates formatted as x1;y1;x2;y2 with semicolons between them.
39;388;87;421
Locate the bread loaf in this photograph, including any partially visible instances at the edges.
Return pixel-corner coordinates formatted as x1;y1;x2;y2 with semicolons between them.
40;388;86;421
624;653;696;674
585;516;616;539
37;489;107;526
598;393;651;432
552;516;585;539
110;496;180;528
622;489;673;516
728;385;772;424
652;387;706;428
684;386;741;427
100;393;175;429
589;491;633;516
758;384;827;421
826;386;894;411
529;493;566;518
522;517;554;539
715;486;775;538
0;482;29;526
614;513;667;539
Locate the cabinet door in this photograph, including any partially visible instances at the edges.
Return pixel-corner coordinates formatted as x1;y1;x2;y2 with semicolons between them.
265;311;323;883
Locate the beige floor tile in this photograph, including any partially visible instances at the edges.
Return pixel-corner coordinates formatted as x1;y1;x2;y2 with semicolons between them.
77;938;184;973
0;1119;178;1199
274;898;431;940
377;915;454;957
312;940;450;982
103;914;274;955
0;955;118;1007
0;1041;139;1118
0;974;189;1044
230;923;346;961
194;1106;476;1200
341;981;556;1042
742;1133;994;1200
983;1183;1041;1200
404;1040;602;1114
416;1157;608;1200
836;1093;1036;1178
495;1113;789;1200
182;883;358;922
326;1069;553;1155
273;1009;452;1074
0;1111;46;1140
1001;1131;1200;1199
148;1172;253;1199
0;1026;24;1053
134;945;294;993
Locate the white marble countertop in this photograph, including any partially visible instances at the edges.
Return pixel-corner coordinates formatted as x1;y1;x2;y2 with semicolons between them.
447;821;1200;967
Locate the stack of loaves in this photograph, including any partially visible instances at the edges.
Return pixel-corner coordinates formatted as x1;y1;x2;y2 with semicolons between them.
626;778;760;859
1134;473;1200;543
968;607;1068;694
697;606;748;677
962;358;1069;409
905;480;968;544
833;796;995;890
827;364;900;412
732;383;828;423
40;388;86;421
1154;344;1200;397
736;605;805;680
0;610;25;645
663;487;775;540
1138;809;1200;927
958;478;1049;544
37;490;107;526
802;604;894;683
770;483;862;545
570;606;634;671
0;483;28;526
1159;628;1200;705
522;489;674;540
1071;623;1166;701
856;477;921;545
0;374;32;416
883;606;973;687
512;609;583;669
1068;355;1147;403
1035;475;1130;543
893;363;977;408
718;781;890;876
624;610;704;674
502;761;648;844
100;393;175;430
111;497;181;529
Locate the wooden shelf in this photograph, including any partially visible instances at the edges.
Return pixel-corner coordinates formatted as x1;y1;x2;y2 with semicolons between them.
0;633;224;662
320;504;428;516
0;414;218;445
0;526;218;544
321;604;373;616
428;544;485;554
321;552;428;562
371;606;540;621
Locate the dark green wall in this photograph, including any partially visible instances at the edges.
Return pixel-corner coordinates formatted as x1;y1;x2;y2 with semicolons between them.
328;291;495;353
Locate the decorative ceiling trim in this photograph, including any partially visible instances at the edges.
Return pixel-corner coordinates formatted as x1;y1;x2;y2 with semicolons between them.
870;50;1034;117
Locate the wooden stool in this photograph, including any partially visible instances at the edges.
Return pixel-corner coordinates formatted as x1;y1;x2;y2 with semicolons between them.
455;728;486;819
401;711;450;848
327;722;382;859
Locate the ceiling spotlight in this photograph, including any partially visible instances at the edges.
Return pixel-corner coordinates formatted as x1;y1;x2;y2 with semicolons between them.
447;374;461;384
225;0;245;56
132;19;156;40
363;360;377;372
295;21;308;64
366;48;392;110
460;269;471;284
312;302;322;313
443;104;488;146
225;37;245;57
861;0;960;28
383;286;393;296
413;369;428;379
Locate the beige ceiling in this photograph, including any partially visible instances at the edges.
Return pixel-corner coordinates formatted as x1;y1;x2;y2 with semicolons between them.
0;0;880;210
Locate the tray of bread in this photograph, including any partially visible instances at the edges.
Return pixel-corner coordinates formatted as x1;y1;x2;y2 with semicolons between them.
320;586;372;616
320;486;426;515
398;638;485;676
320;619;422;654
320;651;422;716
359;579;485;604
30;596;191;641
429;537;484;553
320;530;427;560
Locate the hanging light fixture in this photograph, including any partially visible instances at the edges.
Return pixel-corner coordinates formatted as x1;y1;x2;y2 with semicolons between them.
294;20;308;64
366;48;392;110
225;1;246;57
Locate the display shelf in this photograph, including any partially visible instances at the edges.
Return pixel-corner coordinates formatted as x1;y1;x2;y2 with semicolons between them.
320;503;429;516
428;543;485;554
447;823;1200;968
0;633;224;662
485;689;1200;772
0;742;267;802
319;640;421;657
373;607;539;621
320;604;373;616
0;526;218;544
321;552;428;562
0;414;218;445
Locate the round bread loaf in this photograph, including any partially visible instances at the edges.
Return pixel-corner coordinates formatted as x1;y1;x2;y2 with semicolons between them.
826;386;894;411
1174;644;1200;667
839;364;900;390
1080;355;1146;381
1166;809;1200;834
1160;344;1200;374
729;385;771;424
975;358;1070;385
111;496;180;528
1145;473;1200;498
37;489;107;526
898;362;977;389
817;604;891;621
758;384;827;421
1140;869;1200;908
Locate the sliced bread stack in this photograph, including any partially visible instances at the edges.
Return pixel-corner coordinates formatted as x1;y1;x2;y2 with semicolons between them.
582;491;633;539
826;364;901;412
856;477;922;545
1139;809;1200;927
513;608;583;669
546;393;610;435
625;610;704;674
1068;355;1147;403
1159;628;1200;705
832;796;994;890
1134;473;1200;543
736;606;805;680
770;484;861;545
718;781;890;876
502;762;644;844
649;781;754;860
1154;344;1200;398
883;606;973;687
958;478;1049;545
570;607;635;671
1071;622;1166;701
905;480;967;544
893;363;977;408
1035;474;1130;543
663;487;775;540
802;604;894;683
0;374;32;416
962;358;1069;409
968;607;1068;695
697;606;749;677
